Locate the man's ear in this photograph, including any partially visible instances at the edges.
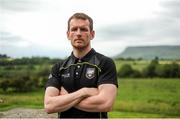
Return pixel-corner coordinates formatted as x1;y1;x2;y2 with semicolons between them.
67;31;70;40
90;30;95;40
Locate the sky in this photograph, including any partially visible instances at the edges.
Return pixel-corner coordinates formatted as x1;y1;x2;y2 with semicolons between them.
0;0;180;58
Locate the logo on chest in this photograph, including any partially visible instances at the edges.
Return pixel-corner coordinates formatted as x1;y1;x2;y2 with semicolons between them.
62;73;70;78
85;68;95;79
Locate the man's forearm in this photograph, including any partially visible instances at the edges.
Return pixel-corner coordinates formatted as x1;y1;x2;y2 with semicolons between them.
75;84;117;112
75;94;112;112
51;97;83;112
45;88;87;113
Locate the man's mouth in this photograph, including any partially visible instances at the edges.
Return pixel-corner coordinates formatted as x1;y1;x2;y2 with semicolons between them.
75;39;83;42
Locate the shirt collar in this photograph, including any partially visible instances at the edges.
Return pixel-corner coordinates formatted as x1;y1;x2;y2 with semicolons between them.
70;48;96;63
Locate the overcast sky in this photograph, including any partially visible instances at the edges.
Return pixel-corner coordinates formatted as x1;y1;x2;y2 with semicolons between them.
0;0;179;58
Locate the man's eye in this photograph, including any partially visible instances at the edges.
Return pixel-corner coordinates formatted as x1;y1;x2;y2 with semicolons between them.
80;28;88;31
71;28;77;31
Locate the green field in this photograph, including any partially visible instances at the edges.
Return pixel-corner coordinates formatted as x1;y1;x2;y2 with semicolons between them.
115;60;180;71
110;78;180;118
115;60;149;71
0;78;179;118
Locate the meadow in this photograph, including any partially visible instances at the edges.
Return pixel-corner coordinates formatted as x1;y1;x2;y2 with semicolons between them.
115;59;180;71
0;78;180;118
0;58;180;117
110;78;180;118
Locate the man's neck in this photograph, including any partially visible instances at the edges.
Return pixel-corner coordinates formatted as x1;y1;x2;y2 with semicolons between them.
73;47;92;59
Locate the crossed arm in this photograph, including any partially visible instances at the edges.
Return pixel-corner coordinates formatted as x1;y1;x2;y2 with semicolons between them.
44;84;117;113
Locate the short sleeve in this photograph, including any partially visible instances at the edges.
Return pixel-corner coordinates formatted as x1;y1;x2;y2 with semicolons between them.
97;57;118;87
45;63;62;90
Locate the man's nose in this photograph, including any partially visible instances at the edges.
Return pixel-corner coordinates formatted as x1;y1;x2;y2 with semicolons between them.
76;28;81;36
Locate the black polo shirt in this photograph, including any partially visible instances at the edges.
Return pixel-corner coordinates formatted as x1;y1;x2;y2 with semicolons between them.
46;48;118;118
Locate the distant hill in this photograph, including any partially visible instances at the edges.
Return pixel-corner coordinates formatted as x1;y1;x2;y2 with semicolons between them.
116;45;180;60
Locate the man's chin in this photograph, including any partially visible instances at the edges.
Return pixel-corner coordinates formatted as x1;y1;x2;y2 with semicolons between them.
73;45;87;50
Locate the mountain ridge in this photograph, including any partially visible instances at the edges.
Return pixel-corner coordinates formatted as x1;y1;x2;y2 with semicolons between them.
116;45;180;59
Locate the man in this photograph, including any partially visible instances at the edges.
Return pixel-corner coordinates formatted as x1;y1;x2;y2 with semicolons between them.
44;12;118;118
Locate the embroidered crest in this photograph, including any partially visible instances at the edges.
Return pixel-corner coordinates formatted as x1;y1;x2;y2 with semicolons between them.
62;73;70;78
86;68;95;79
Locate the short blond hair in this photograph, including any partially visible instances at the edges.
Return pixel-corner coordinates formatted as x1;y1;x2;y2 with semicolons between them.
67;13;93;31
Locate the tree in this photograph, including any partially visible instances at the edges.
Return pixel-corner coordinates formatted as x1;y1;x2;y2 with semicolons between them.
155;62;180;78
118;64;134;77
142;58;159;78
0;79;10;92
170;62;180;78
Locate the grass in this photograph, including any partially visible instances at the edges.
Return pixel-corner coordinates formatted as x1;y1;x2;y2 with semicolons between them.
113;78;180;117
115;60;150;71
108;111;178;118
0;89;44;111
115;60;180;71
0;78;180;118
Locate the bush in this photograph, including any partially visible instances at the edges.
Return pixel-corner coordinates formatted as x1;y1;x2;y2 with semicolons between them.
142;58;159;78
118;64;141;78
9;75;37;92
118;64;134;77
131;70;142;78
155;63;180;78
0;79;10;92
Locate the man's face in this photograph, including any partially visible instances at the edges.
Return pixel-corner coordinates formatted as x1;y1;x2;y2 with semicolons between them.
67;18;94;50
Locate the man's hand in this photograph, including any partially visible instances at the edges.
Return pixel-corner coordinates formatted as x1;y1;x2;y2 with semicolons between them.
45;87;87;113
75;84;117;112
44;86;98;114
60;87;68;95
60;87;99;97
80;87;99;97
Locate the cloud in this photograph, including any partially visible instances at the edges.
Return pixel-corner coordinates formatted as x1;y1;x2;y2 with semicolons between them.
0;31;23;41
0;0;43;12
96;0;180;47
0;31;32;47
97;22;147;39
97;20;179;41
0;44;67;58
0;31;67;58
160;0;180;19
1;0;179;58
